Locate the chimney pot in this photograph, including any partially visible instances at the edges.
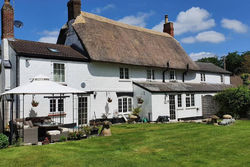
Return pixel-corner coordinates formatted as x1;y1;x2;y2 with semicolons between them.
165;15;168;24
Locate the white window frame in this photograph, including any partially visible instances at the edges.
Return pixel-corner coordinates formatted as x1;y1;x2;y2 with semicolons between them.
53;63;65;83
170;70;176;81
201;73;206;82
177;94;182;108
120;68;130;80
186;94;195;108
50;99;64;113
118;96;133;113
146;69;155;80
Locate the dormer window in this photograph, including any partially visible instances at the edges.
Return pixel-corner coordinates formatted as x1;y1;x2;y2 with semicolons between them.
147;69;155;80
48;48;60;53
201;73;206;82
170;70;176;80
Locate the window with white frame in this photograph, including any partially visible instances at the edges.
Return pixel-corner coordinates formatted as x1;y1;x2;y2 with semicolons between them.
170;70;176;80
221;74;224;83
186;94;195;107
50;99;64;112
201;73;206;82
53;63;65;82
118;97;132;113
177;94;182;107
120;68;129;79
147;69;155;80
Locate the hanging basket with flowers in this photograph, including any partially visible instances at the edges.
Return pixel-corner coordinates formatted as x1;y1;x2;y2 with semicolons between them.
107;97;112;103
31;95;39;107
137;97;144;104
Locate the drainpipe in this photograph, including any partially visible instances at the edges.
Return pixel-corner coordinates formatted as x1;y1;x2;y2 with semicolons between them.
163;62;170;83
182;64;189;83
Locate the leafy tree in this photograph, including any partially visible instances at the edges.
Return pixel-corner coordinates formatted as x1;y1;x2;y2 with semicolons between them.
242;52;250;73
225;52;244;75
214;86;250;118
197;56;223;68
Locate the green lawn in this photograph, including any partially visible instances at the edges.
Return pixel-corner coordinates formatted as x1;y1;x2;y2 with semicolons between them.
1;121;250;167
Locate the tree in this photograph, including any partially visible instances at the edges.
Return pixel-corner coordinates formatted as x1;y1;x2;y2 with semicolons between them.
197;57;223;68
214;86;250;118
242;52;250;73
225;52;244;75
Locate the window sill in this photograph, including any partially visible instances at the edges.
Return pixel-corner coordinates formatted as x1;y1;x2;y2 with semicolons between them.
186;107;197;110
177;108;184;110
48;112;66;117
119;79;132;82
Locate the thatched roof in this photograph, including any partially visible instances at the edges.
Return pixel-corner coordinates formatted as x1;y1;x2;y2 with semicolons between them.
134;81;233;93
71;12;199;70
196;62;231;74
9;39;88;62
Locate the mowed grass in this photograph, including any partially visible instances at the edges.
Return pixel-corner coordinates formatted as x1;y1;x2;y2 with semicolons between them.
1;121;250;167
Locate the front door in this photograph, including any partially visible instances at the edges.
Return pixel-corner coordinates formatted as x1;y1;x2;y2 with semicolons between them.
169;95;176;120
78;96;88;125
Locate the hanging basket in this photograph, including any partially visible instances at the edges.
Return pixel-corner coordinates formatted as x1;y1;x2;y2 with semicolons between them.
31;100;39;107
107;97;112;103
137;97;144;104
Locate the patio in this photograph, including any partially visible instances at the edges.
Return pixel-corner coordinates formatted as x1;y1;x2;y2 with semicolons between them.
0;75;86;145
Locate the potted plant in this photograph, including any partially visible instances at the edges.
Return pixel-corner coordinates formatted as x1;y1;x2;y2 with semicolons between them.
137;97;144;104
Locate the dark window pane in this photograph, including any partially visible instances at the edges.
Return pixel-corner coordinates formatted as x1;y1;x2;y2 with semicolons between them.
125;68;129;79
120;68;124;79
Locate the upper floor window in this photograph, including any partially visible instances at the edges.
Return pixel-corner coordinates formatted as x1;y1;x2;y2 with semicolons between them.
118;97;132;113
177;94;182;107
147;69;155;80
170;70;176;80
53;63;65;82
201;73;206;82
221;74;224;83
186;94;195;107
120;68;129;79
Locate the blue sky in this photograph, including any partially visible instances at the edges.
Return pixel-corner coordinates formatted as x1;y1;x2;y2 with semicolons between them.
1;0;250;60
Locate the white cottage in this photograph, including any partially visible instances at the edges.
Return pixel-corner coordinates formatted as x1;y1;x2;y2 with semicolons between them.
0;0;232;131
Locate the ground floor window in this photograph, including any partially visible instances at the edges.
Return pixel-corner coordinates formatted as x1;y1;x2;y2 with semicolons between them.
118;97;132;113
186;94;195;107
177;94;182;107
50;99;64;112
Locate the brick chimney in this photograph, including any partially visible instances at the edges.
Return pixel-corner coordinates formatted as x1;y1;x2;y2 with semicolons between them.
67;0;81;21
1;0;14;39
163;15;174;37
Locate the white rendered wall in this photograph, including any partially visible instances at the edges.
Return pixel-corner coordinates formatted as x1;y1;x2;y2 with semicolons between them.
133;84;152;121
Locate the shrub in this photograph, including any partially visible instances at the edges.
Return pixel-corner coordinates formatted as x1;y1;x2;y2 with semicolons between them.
214;86;250;118
59;135;67;142
132;106;142;116
67;132;77;140
0;134;9;149
82;126;91;136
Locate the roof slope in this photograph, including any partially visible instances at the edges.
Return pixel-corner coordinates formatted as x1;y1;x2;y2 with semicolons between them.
9;39;89;62
134;81;233;93
196;62;231;74
72;12;199;70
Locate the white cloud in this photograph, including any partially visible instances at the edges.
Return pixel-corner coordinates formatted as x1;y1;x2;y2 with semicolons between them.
38;30;59;44
152;7;215;35
221;18;248;33
152;20;164;32
189;52;216;61
181;31;225;44
92;4;115;14
118;12;154;28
